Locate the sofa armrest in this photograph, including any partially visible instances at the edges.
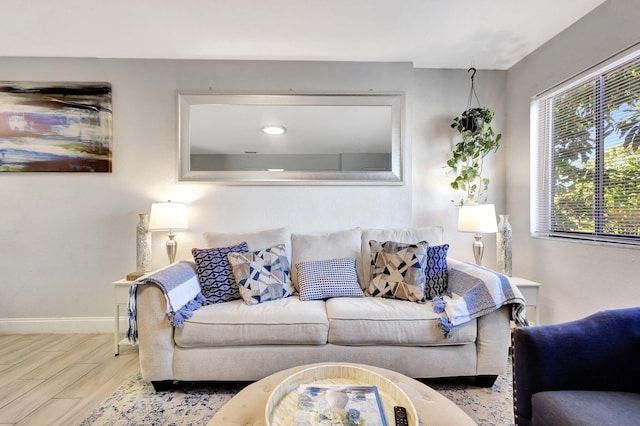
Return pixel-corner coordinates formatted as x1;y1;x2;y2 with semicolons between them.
475;305;510;376
513;307;640;424
136;284;175;382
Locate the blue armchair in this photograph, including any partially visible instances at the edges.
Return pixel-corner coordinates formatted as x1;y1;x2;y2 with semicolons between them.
512;307;640;426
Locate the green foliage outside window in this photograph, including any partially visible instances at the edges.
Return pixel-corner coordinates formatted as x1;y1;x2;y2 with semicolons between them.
550;58;640;240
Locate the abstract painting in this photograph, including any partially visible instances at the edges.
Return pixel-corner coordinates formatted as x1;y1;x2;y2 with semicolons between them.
0;81;112;172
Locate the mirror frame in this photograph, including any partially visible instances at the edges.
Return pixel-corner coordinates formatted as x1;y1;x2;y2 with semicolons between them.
177;92;405;185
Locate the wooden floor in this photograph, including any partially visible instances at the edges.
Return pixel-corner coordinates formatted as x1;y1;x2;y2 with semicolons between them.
0;334;139;426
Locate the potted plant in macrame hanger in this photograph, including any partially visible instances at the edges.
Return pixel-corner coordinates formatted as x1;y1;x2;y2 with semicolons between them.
447;68;502;206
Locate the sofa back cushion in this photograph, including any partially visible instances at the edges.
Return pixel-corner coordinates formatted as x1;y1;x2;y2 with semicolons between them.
361;227;444;286
291;228;363;289
204;227;292;261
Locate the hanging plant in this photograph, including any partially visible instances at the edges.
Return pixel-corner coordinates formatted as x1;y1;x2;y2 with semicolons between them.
454;107;494;134
447;68;502;206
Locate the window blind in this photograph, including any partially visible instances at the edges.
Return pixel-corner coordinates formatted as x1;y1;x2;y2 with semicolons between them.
532;52;640;246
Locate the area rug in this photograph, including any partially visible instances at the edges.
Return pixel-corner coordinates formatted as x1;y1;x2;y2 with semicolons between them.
426;364;515;426
82;360;514;426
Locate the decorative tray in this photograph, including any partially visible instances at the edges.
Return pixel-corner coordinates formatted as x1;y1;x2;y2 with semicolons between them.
265;364;418;425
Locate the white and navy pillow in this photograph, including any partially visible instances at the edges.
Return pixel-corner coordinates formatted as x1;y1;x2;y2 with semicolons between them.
367;240;428;303
424;243;450;299
296;258;364;301
192;242;248;305
227;244;294;305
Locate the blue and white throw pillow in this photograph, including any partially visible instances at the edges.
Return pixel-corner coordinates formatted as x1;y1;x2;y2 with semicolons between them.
424;243;450;299
192;242;248;305
227;244;294;305
296;258;364;301
368;240;428;303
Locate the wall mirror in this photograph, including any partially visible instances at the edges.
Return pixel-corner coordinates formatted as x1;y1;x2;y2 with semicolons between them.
178;92;404;185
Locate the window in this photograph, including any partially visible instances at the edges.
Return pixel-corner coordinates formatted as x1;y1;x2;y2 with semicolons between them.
532;50;640;246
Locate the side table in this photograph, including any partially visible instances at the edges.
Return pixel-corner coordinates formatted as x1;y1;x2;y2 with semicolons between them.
112;278;135;355
510;276;542;325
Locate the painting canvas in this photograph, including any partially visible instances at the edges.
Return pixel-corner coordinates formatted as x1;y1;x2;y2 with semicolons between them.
0;81;112;172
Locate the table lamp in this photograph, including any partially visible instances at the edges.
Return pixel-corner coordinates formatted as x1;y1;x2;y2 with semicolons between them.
148;200;189;264
457;204;497;266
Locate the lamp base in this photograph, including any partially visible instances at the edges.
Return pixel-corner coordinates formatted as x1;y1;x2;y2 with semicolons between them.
166;232;177;264
472;233;484;266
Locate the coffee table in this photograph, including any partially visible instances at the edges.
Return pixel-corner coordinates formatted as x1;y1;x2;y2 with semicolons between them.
208;362;476;426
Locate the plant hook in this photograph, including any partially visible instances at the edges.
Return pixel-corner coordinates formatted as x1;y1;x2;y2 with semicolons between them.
466;67;481;109
468;67;477;81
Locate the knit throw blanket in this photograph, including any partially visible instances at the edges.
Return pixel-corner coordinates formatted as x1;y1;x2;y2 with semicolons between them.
432;259;528;337
126;261;205;345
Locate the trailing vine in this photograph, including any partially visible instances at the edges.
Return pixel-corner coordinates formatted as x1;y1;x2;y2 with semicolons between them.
447;107;501;206
446;68;502;206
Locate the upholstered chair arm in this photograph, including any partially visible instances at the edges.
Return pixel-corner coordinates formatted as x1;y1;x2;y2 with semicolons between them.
513;307;640;425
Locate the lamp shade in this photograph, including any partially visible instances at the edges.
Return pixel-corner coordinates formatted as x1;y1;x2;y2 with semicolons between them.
148;201;188;231
457;204;498;233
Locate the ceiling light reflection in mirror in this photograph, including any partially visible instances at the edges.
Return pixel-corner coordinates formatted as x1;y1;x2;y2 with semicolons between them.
261;124;287;135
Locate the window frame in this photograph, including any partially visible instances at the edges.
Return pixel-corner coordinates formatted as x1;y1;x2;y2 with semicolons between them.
531;47;640;248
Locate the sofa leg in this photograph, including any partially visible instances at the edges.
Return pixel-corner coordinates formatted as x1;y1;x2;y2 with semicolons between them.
474;375;498;387
151;380;175;392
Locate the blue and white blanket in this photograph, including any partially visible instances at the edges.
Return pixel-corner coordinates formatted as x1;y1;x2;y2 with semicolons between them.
126;261;205;345
432;258;528;337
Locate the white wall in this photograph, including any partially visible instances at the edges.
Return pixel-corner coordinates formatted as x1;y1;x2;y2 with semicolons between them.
412;69;506;265
0;58;506;331
505;0;640;324
5;2;636;332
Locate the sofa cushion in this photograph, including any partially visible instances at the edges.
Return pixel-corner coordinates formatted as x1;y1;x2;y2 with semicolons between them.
367;240;428;303
362;227;444;285
296;258;364;301
175;296;329;347
424;244;449;299
291;228;363;289
228;244;294;305
531;390;640;426
192;242;248;304
325;296;476;345
204;227;292;261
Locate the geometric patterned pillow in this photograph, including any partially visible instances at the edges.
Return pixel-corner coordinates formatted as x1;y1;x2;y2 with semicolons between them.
192;242;248;305
227;244;294;305
367;240;428;303
296;258;364;301
424;243;450;299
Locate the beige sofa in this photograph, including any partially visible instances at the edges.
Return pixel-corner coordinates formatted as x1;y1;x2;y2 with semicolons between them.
134;227;511;391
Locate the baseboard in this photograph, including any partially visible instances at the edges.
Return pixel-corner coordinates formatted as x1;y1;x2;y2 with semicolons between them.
0;316;127;334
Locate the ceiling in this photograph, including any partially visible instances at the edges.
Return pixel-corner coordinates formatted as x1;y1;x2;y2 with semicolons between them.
0;0;605;70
